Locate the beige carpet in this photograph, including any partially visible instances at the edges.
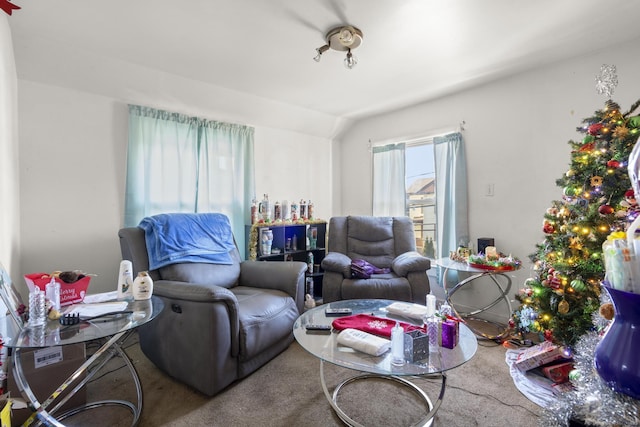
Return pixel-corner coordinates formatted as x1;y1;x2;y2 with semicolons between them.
58;332;541;427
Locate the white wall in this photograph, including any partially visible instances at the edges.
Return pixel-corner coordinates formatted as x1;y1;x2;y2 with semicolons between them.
0;16;20;279
14;43;335;297
337;37;640;316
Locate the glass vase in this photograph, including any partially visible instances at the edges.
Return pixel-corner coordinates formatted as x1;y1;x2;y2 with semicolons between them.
594;286;640;399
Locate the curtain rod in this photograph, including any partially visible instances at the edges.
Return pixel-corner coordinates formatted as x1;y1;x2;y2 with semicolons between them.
368;122;464;148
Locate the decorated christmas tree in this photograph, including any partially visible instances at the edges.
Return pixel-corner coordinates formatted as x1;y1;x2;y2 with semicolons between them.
512;65;640;348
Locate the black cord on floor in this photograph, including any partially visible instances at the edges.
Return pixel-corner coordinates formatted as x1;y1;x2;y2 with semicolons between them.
444;382;540;417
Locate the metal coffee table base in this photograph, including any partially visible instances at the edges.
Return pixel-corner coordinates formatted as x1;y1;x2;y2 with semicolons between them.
13;330;142;427
320;360;446;427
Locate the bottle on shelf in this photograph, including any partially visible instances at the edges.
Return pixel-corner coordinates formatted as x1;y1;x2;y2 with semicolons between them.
259;194;271;222
308;200;314;220
307;252;314;273
300;199;307;220
274;200;281;221
250;197;258;224
282;200;291;220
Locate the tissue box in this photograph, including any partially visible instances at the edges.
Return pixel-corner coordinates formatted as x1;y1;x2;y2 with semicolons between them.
441;320;459;349
403;329;429;362
24;273;91;307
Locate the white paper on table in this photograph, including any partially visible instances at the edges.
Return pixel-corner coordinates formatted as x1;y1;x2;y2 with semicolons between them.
82;291;119;304
64;302;129;318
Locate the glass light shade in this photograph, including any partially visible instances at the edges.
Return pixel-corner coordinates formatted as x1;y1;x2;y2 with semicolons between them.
344;51;357;69
339;28;354;45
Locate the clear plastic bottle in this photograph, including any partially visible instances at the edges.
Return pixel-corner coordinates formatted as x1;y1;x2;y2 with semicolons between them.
391;321;405;366
28;286;46;326
440;301;452;317
45;277;61;311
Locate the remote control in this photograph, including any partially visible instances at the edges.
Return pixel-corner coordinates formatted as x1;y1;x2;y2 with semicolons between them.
305;324;332;334
325;308;352;316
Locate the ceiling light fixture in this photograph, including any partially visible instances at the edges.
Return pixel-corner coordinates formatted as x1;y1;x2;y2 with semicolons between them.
313;25;363;69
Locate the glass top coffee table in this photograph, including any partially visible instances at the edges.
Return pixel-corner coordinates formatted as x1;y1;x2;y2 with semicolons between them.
293;299;478;426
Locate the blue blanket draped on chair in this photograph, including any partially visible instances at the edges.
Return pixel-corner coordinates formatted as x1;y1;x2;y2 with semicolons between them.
139;213;236;270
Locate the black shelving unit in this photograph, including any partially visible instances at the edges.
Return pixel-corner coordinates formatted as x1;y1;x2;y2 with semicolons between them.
245;221;327;300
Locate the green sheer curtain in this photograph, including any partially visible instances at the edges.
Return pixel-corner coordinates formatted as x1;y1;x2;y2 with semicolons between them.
125;105;255;258
372;143;406;216
434;132;469;260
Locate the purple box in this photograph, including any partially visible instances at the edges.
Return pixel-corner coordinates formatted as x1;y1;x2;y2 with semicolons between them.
441;320;459;349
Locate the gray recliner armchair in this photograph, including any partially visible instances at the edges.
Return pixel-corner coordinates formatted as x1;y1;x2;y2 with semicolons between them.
321;216;431;304
118;214;306;396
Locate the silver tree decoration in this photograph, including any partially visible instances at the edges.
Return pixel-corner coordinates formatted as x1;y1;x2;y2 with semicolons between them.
595;64;618;98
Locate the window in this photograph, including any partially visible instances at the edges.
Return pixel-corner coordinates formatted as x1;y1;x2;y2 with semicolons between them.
125;105;255;258
373;132;468;260
406;142;436;258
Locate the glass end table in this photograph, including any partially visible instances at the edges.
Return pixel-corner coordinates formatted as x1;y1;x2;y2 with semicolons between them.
2;296;163;427
435;257;519;340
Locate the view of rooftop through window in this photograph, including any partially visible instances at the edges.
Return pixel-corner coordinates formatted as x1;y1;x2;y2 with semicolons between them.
405;142;436;259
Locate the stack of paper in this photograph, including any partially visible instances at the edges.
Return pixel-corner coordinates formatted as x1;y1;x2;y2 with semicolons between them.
64;301;128;318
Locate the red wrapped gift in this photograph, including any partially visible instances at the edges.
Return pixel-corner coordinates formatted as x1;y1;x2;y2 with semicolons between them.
515;341;568;372
331;314;422;338
541;361;574;384
24;272;91;307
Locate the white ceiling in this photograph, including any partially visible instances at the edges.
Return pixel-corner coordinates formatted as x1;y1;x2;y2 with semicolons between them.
8;0;640;121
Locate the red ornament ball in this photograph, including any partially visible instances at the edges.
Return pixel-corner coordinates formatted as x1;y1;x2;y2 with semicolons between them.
588;123;604;135
607;160;621;168
598;204;614;215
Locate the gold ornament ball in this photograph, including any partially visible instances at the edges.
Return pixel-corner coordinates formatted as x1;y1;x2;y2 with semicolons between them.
557;299;570;314
599;302;615;320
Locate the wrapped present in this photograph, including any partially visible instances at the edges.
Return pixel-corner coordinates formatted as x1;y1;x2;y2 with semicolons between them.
515;341;568;372
441;320;459;349
404;329;429;362
541;361;574;384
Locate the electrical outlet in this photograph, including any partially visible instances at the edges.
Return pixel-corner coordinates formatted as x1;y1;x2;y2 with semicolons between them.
486;183;495;197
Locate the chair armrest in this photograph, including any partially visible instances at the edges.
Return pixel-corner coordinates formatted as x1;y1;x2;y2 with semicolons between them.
321;252;352;278
239;261;307;311
153;279;239;305
391;252;431;277
151;279;241;358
